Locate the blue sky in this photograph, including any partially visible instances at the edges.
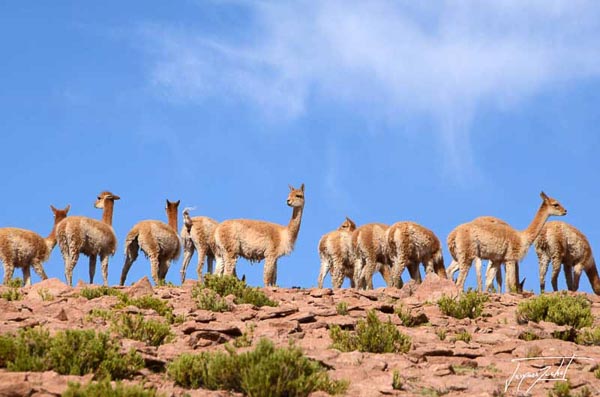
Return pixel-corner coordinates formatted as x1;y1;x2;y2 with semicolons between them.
1;1;600;293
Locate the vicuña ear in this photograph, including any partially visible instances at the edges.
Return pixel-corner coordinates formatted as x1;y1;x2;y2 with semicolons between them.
540;191;549;201
65;204;71;213
300;183;305;192
50;205;57;213
175;200;181;206
289;184;294;191
111;194;121;200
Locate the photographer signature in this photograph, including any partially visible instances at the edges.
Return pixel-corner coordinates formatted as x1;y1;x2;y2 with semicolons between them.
505;354;595;394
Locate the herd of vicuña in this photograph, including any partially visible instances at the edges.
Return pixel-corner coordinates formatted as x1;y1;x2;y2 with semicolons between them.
0;187;598;295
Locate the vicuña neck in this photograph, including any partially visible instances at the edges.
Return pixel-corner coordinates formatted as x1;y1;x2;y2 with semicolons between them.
519;202;549;258
45;224;59;252
102;200;115;226
167;208;178;231
286;206;304;248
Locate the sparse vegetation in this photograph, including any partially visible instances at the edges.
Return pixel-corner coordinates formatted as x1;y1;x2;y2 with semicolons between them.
595;367;600;379
5;278;23;288
575;327;600;346
437;290;488;319
194;275;277;307
195;289;232;312
79;286;123;300
37;288;54;301
516;293;593;329
396;304;429;327
435;328;447;341
392;370;402;390
0;278;23;301
336;301;348;315
329;310;411;353
518;331;540;341
452;330;472;343
233;323;255;348
167;339;347;396
525;345;542;358
111;313;173;347
0;327;143;379
63;379;164;397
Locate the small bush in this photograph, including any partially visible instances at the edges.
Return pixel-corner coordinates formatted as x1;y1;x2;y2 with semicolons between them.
37;288;54;301
195;289;232;312
85;309;115;322
167;339;347;396
396;304;429;327
392;370;402;390
575;327;600;346
518;331;540;341
548;381;571;397
329;310;411;353
526;345;542;358
5;278;23;288
233;323;255;348
79;286;123;300
516;293;592;329
452;331;472;343
336;301;348;315
63;379;164;397
194;275;277;307
0;288;22;301
0;327;142;379
595;367;600;379
437;290;488;319
112;314;173;347
435;328;447;341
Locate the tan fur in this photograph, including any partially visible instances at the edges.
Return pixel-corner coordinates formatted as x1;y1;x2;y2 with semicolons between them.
534;221;600;295
57;191;120;286
120;200;181;286
352;223;394;290
0;205;69;285
386;221;446;288
214;184;305;287
447;216;506;291
317;217;357;288
452;192;567;292
180;208;218;283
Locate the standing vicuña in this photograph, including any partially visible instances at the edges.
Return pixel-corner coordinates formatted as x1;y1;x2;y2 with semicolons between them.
534;221;600;295
386;221;446;288
447;216;506;292
57;191;120;286
180;208;218;283
452;192;566;292
214;184;305;287
352;223;393;290
0;205;70;285
317;217;357;288
121;200;181;286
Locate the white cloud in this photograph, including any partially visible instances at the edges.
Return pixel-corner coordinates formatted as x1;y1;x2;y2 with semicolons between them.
140;0;600;170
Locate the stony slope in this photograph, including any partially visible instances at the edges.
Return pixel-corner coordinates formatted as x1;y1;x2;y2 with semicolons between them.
0;275;599;397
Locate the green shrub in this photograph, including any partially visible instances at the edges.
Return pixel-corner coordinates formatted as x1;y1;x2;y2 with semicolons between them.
111;314;173;347
79;286;123;300
0;327;142;379
5;278;23;288
518;331;540;341
396;304;429;327
85;309;115;322
575;327;600;346
435;328;447;341
452;330;472;343
336;301;349;315
63;379;164;397
0;288;22;301
548;381;571;397
233;323;255;348
392;370;402;390
516;293;592;329
194;275;277;307
37;288;54;301
116;294;179;324
167;339;347;396
329;310;411;353
437;290;488;319
595;367;600;379
195;289;232;312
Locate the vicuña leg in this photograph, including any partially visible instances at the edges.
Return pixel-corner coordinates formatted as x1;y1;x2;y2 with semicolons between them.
195;247;207;283
120;239;139;286
180;237;195;283
31;259;48;282
89;255;97;284
538;251;551;293
22;265;31;286
263;256;277;287
100;254;109;286
550;254;563;292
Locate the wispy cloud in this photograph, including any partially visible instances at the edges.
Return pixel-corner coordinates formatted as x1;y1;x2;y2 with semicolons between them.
139;0;600;171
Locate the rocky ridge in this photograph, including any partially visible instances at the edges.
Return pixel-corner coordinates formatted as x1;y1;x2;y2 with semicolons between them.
0;274;598;397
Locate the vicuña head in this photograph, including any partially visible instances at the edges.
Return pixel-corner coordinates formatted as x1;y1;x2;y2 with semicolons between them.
286;184;305;208
94;191;120;209
338;217;357;232
540;191;567;216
